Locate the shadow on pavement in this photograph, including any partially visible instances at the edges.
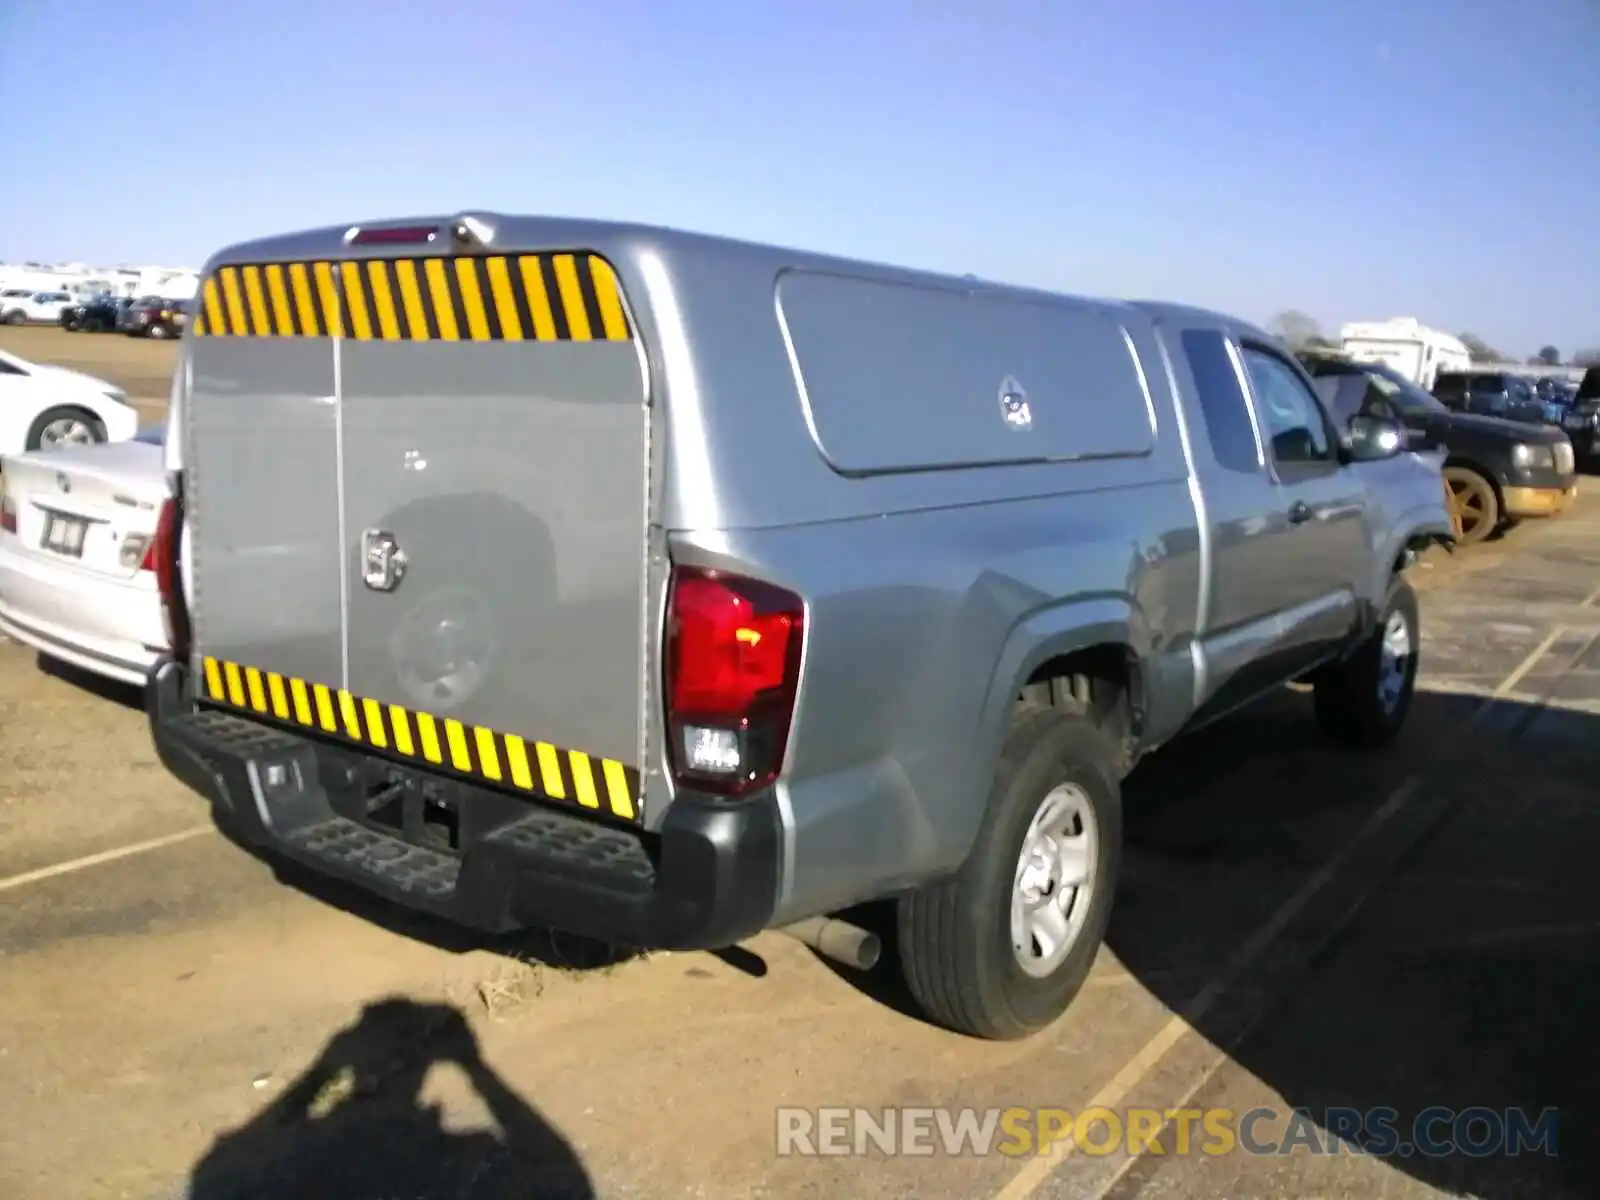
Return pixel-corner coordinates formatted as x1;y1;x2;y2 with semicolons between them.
809;685;1594;1197
176;997;594;1199
1103;686;1598;1199
35;651;144;709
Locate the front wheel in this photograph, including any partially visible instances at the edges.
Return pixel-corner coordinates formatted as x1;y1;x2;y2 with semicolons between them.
26;406;107;452
1313;576;1420;749
897;709;1123;1040
1443;466;1499;545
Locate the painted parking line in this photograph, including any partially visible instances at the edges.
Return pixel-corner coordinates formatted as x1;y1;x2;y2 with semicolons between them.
992;621;1571;1200
0;827;215;894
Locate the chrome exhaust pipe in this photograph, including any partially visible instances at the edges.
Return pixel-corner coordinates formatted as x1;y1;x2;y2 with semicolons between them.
778;916;881;971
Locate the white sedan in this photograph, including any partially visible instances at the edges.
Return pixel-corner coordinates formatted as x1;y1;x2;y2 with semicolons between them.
0;347;141;454
0;426;170;687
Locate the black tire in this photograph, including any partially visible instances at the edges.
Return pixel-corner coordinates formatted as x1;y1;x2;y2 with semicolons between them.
1313;576;1420;749
898;708;1123;1040
1443;466;1499;545
24;406;107;452
3;311;23;325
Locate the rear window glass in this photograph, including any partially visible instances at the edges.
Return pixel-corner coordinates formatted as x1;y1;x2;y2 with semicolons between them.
1179;329;1260;474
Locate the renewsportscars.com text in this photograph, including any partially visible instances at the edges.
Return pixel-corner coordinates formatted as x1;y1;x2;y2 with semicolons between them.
776;1105;1560;1159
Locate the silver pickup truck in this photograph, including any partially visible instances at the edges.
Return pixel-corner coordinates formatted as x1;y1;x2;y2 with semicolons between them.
145;214;1454;1040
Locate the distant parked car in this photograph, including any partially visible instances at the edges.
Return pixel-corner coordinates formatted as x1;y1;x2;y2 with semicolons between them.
0;288;36;317
0;425;169;686
1302;353;1578;544
1431;370;1546;424
62;294;131;333
125;296;188;339
0;347;141;454
2;291;76;326
1557;367;1600;471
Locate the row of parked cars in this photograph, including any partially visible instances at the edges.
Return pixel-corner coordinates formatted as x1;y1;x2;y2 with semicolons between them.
0;215;1590;1044
0;288;189;339
60;293;189;339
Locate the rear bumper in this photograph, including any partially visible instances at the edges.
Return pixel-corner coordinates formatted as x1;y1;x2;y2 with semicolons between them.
0;540;165;686
146;656;781;949
1503;481;1578;519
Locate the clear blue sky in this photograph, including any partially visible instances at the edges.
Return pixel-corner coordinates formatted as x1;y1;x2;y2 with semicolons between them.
2;0;1596;357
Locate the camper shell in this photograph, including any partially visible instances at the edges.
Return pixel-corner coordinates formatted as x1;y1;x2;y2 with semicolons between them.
148;213;1453;1039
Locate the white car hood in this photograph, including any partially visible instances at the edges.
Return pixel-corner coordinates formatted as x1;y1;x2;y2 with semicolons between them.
26;361;121;397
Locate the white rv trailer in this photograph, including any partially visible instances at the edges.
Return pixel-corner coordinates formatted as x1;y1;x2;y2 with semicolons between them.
1338;317;1471;390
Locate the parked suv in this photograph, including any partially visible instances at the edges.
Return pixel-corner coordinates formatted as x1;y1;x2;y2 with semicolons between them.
1432;370;1544;424
125;296;187;339
148;215;1454;1040
1302;354;1577;543
2;291;75;325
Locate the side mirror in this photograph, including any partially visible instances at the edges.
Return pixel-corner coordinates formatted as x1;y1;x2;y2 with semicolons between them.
1343;414;1406;462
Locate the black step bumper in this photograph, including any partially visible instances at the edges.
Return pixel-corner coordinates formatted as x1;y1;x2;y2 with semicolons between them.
145;656;781;949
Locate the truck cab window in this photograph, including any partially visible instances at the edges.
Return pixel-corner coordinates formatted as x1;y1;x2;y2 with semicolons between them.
1241;346;1334;466
1178;328;1262;474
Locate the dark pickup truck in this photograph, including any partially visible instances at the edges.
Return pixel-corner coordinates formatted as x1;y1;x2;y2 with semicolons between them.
1430;369;1546;425
1301;354;1577;544
1554;367;1600;470
60;294;131;332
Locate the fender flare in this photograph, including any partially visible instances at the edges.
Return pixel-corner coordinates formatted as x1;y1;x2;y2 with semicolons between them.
952;594;1149;859
1372;502;1454;603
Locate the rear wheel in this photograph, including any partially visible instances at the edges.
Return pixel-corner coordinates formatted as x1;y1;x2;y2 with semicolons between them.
1313;576;1420;749
1443;466;1498;545
898;708;1122;1040
26;406;107;452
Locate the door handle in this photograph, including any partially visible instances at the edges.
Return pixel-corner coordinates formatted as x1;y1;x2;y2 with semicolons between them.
1288;500;1313;525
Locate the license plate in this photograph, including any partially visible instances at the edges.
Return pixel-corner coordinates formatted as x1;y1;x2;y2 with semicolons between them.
41;512;89;558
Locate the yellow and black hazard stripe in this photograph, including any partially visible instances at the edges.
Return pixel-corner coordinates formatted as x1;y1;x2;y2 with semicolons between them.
191;252;633;343
199;655;639;822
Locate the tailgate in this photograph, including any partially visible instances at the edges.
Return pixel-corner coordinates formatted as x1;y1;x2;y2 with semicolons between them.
186;239;649;822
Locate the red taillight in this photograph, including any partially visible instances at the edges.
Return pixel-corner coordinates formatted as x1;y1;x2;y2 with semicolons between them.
151;493;190;658
0;494;15;534
664;566;804;797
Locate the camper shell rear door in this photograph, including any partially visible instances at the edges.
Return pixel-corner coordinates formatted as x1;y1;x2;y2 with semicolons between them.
187;224;650;826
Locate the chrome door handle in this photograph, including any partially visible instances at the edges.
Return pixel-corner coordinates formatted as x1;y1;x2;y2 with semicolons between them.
361;530;407;592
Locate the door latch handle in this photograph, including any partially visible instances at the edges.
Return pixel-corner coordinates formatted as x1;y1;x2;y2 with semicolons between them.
361;530;407;592
1288;501;1313;525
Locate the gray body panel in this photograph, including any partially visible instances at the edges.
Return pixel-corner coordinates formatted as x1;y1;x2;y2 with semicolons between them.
173;212;1453;926
340;341;646;765
185;338;342;687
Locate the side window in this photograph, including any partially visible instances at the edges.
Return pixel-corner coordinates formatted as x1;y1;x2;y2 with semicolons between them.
1240;345;1335;467
0;359;24;375
1178;328;1261;474
1315;373;1397;425
1311;372;1363;424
